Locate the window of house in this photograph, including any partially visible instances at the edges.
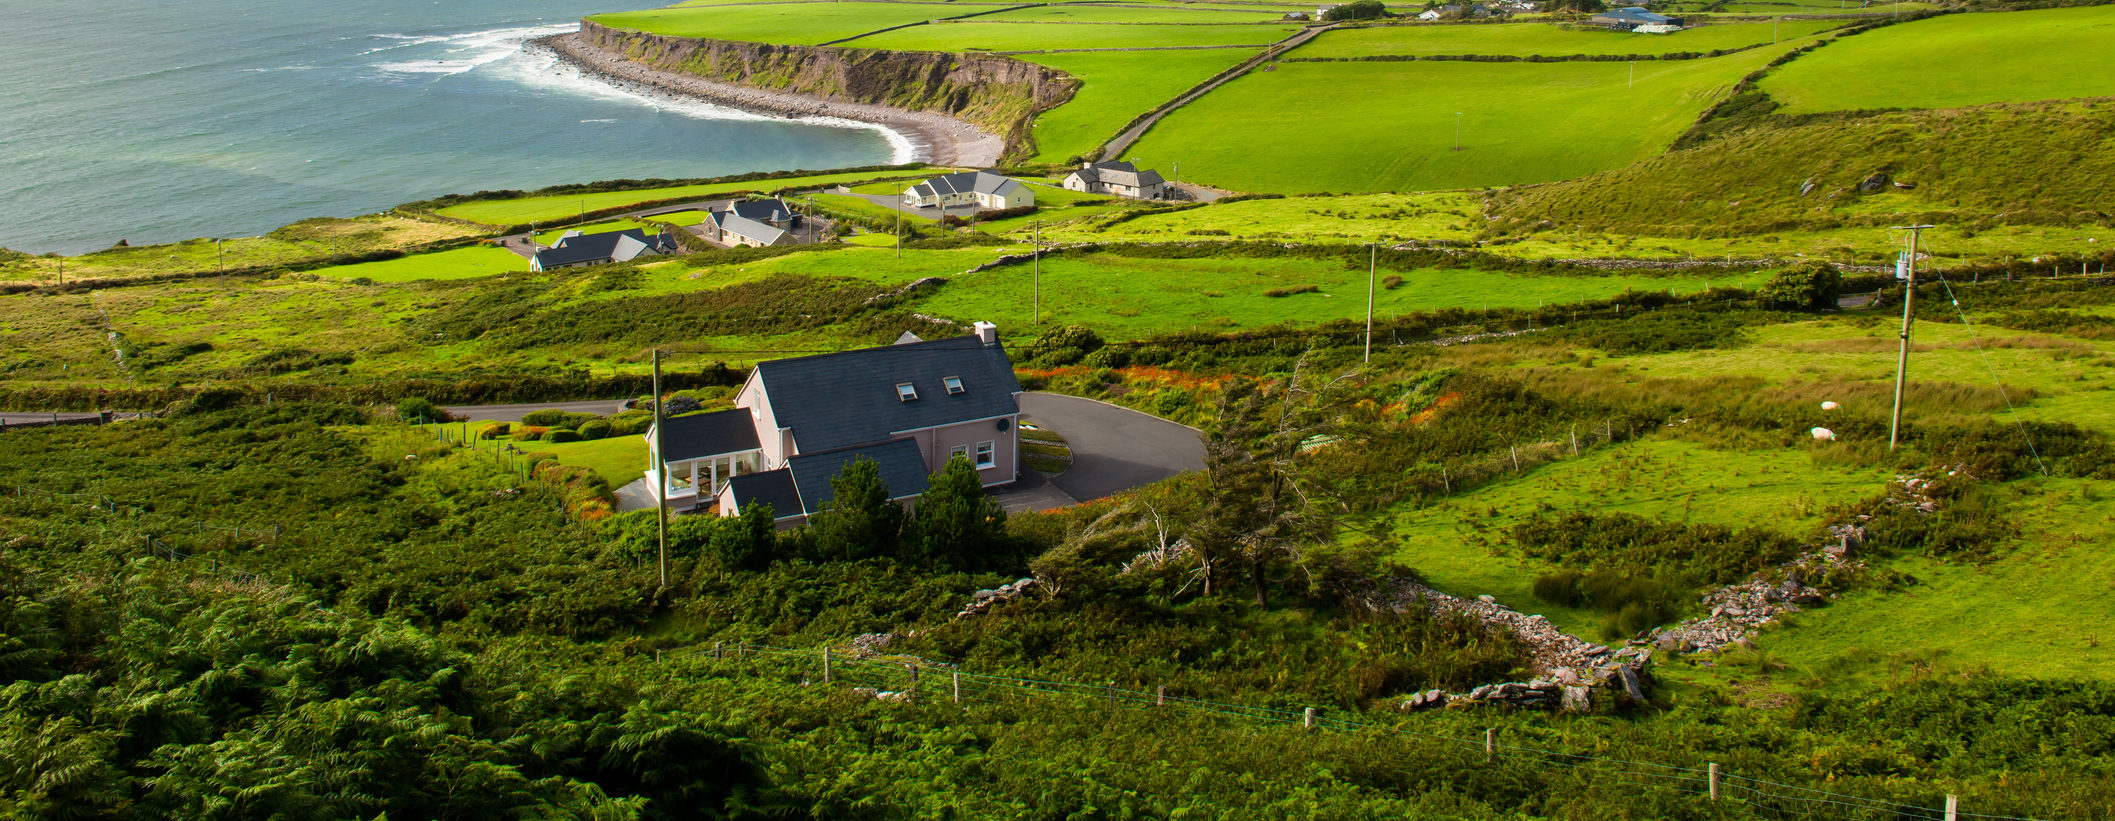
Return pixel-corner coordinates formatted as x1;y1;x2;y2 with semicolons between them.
944;376;964;395
974;440;995;469
896;382;918;401
950;444;970;463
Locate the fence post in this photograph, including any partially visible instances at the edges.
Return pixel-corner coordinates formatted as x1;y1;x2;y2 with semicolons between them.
1708;763;1720;801
713;641;722;659
1105;682;1116;709
1156;685;1166;706
907;663;919;692
1945;795;1957;821
1570;426;1578;455
1484;728;1494;762
1510;445;1519;471
1303;707;1316;730
821;647;832;683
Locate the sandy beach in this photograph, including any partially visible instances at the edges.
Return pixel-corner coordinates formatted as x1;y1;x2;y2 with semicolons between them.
532;33;1004;168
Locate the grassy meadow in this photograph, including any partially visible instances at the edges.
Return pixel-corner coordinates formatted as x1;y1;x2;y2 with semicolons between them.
586;2;986;44
1297;19;1843;59
533;220;658;247
0;215;480;284
843;20;1297;51
310;245;525;282
980;4;1296;23
1757;5;2115;114
1018;48;1263;162
1129;49;1778;194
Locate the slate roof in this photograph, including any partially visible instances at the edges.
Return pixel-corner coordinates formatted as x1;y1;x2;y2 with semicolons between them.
909;171;1024;201
724;469;802;520
754;334;1022;454
786;439;931;514
1596;7;1674;22
710;210;790;245
721;198;796;224
1069;161;1164;190
532;229;673;269
653;408;761;463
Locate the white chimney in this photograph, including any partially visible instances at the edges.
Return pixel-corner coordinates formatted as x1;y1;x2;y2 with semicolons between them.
974;321;998;346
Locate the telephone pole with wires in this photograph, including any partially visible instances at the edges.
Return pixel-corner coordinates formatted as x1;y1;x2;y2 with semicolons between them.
1889;224;1934;451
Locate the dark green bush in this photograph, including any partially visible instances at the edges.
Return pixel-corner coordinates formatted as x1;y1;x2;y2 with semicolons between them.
1508;511;1803;586
577;419;613;440
521;408;572;427
479;422;511;440
546;429;582;444
397;396;445;424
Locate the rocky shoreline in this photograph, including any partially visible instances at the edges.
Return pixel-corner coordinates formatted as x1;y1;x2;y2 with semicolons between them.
530;32;1004;168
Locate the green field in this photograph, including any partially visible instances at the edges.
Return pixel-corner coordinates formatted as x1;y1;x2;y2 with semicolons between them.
843;20;1297;51
983;3;1294;23
534;220;657;247
647;210;712;227
1019;48;1262;162
311;245;526;282
1384;438;1890;638
1130;49;1777;193
0;215;480;284
433;170;932;225
587;3;986;44
914;250;1720;338
1757;6;2115;114
1297;19;1842;58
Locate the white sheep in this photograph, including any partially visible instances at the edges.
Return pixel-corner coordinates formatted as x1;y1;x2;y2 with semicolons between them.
1820;401;1840;411
1811;427;1836;441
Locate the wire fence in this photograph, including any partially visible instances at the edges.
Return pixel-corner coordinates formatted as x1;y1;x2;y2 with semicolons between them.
674;640;2045;821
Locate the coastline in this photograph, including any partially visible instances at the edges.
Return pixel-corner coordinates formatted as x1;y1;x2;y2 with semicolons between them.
530;32;1004;168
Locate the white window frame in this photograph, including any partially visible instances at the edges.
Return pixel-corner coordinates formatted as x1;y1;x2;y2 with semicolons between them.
949;444;970;463
944;376;965;395
896;382;918;402
974;440;996;469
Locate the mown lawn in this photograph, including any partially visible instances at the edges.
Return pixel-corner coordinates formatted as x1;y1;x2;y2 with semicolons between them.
310;245;526;283
912;251;1721;338
587;3;981;44
1130;48;1777;193
520;432;648;488
433;170;931;226
981;4;1296;23
1297;19;1841;59
844;20;1297;51
1019;48;1262;162
1757;5;2115;114
1378;437;1891;638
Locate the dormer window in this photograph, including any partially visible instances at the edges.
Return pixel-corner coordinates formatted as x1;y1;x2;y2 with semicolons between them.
944;376;964;395
896;382;918;402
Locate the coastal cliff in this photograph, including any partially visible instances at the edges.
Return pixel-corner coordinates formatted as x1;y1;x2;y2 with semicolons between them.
573;21;1080;162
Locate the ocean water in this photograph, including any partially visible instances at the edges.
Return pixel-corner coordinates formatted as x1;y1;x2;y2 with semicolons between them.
0;0;902;255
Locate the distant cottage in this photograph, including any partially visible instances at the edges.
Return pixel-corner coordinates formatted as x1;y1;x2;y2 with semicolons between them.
1592;7;1683;29
643;322;1023;526
699;198;805;248
530;228;676;272
903;171;1036;210
1062;161;1170;200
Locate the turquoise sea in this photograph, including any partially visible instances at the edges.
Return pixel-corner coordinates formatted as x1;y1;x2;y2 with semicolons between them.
0;0;900;255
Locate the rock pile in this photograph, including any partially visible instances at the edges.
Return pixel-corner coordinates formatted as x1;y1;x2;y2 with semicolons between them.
1354;579;1650;714
956;578;1038;619
1643;546;1863;656
849;632;897;657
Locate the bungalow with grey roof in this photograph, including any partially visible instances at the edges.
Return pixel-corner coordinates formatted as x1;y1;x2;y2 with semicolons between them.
530;228;676;271
902;171;1035;210
643;321;1021;526
698;198;805;248
1592;7;1682;29
1062;161;1169;200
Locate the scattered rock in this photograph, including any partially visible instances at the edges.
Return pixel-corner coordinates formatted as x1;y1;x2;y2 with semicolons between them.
1859;172;1892;193
1799;177;1818;197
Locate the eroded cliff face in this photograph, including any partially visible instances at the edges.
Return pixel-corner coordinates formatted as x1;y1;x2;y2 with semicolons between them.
579;21;1079;161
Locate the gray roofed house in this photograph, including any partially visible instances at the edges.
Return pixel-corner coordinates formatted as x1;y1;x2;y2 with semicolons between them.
903;171;1036;210
1591;6;1681;28
699;197;805;248
530;228;676;271
1062;161;1170;200
644;321;1024;526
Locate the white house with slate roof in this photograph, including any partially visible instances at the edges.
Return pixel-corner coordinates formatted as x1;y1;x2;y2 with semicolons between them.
902;171;1035;210
643;321;1021;526
699;198;804;248
1062;161;1168;200
530;228;676;271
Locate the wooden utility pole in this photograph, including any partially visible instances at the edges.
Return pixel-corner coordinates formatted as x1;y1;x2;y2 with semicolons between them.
652;349;669;588
1888;225;1934;451
1033;220;1042;325
895;184;904;259
1364;243;1376;363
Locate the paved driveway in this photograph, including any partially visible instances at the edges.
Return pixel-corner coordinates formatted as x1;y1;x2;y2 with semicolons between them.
1018;392;1206;502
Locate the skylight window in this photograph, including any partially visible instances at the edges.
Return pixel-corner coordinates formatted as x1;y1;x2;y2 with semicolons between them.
896;382;918;402
944;376;964;395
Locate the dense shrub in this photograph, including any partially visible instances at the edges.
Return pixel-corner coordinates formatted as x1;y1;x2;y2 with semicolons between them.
1264;285;1321;298
1030;325;1106;367
610;410;655;436
511;426;550;441
520;408;572;426
1759;262;1846;310
479;422;511;439
1507;511;1804;586
577;419;613;440
546;429;582;444
1531;569;1687;639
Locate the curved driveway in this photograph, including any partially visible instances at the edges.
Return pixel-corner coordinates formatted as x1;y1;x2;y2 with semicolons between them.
1018;392;1206;502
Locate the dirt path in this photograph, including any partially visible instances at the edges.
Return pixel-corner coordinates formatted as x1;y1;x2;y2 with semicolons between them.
1099;24;1336;163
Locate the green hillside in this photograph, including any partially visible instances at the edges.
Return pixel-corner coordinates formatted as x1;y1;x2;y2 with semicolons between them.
1296;19;1845;58
1017;48;1262;162
1758;6;2115;114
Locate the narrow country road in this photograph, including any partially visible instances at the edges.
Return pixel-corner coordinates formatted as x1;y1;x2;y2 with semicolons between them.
1100;23;1338;163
